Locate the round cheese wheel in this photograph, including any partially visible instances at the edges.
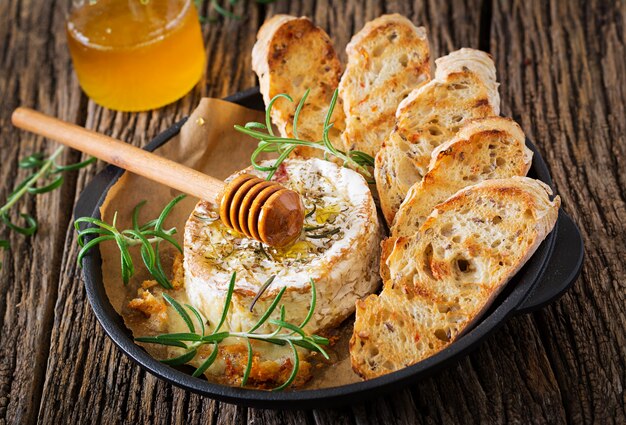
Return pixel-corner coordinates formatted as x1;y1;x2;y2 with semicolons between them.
184;158;382;334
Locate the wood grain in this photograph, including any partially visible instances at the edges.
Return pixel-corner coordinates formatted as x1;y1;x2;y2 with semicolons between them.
0;0;87;423
491;1;626;422
0;0;623;424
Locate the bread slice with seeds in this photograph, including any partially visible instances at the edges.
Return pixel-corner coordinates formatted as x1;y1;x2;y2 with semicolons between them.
375;48;500;225
393;116;532;237
379;116;533;281
252;15;345;158
338;14;430;157
351;177;560;379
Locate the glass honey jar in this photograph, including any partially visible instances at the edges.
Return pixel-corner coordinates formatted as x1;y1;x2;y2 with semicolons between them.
66;0;206;112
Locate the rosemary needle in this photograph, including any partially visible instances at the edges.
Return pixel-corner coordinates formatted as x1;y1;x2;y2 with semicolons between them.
249;275;276;312
305;203;317;219
258;242;270;260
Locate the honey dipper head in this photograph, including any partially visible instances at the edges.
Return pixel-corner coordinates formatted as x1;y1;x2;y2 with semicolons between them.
219;174;304;248
257;189;305;247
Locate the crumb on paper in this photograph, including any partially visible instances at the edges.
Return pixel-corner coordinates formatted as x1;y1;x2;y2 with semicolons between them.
171;253;185;289
128;288;168;331
141;279;159;289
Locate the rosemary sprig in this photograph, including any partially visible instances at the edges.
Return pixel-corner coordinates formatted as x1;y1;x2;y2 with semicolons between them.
0;147;95;270
74;195;186;289
234;88;375;181
195;0;277;22
136;272;329;390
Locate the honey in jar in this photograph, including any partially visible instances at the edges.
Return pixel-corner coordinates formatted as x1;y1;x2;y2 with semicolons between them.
66;0;206;112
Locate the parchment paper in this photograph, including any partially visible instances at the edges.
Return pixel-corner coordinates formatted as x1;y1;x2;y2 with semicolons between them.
97;98;359;389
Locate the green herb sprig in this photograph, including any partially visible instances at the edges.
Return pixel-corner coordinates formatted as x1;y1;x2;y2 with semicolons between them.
0;147;95;269
136;272;329;390
195;0;276;23
234;89;375;181
74;195;186;289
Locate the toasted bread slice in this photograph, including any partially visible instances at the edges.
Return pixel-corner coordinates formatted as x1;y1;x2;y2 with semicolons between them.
393;117;533;238
378;117;532;281
338;14;430;157
252;15;345;157
375;48;500;225
351;177;560;379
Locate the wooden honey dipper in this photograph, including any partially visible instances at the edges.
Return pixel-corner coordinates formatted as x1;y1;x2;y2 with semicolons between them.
11;107;305;248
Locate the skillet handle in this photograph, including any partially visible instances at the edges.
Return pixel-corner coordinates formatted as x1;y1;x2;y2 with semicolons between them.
515;210;584;315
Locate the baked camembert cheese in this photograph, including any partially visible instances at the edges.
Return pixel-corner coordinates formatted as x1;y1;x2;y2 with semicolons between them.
184;158;381;334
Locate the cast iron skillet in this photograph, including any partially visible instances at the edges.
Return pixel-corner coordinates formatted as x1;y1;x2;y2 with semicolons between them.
74;87;584;409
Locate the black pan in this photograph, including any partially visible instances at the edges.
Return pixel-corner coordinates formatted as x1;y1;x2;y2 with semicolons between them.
74;88;584;409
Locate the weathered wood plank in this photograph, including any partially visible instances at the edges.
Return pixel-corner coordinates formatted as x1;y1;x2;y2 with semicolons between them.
0;0;86;423
491;0;626;423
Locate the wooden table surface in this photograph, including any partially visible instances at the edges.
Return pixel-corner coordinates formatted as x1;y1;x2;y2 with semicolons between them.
1;0;624;423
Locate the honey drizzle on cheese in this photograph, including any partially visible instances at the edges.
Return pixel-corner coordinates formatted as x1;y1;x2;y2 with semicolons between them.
196;191;350;275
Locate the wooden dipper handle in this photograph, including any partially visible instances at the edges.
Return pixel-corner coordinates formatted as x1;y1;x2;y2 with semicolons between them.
11;107;305;247
11;107;225;204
